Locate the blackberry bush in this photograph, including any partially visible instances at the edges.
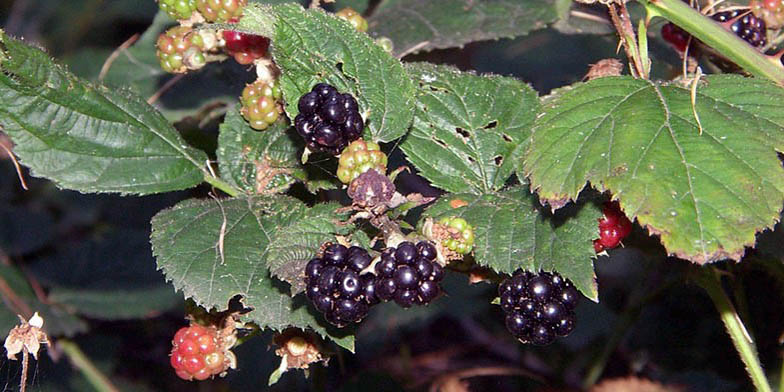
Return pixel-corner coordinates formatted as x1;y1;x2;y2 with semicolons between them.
294;83;364;155
499;271;579;345
3;1;784;391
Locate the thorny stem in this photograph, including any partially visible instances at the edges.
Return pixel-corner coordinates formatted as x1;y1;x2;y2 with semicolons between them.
608;2;647;79
59;339;120;392
20;350;27;392
696;267;773;392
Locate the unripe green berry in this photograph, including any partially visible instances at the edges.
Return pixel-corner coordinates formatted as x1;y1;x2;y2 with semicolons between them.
158;0;198;20
156;26;208;74
240;79;283;131
197;0;246;22
337;140;387;184
438;216;474;254
335;7;368;32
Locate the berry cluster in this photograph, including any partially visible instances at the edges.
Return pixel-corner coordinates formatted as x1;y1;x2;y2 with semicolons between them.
661;7;768;53
499;270;579;345
295;83;364;155
156;26;213;74
197;0;246;22
170;324;235;381
711;9;767;48
240;79;283;131
223;28;269;65
158;0;198;20
593;201;632;253
335;7;369;32
337;140;388;184
305;244;379;328
438;217;475;255
374;241;444;308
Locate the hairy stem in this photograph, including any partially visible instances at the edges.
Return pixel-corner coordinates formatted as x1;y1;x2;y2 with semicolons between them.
640;0;784;85
59;339;120;392
697;268;773;392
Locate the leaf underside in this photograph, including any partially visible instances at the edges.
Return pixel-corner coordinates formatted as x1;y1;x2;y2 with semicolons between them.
524;75;784;264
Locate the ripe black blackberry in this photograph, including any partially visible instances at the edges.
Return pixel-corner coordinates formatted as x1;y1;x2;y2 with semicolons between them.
498;270;579;345
304;244;379;328
374;241;444;308
294;83;364;155
711;9;768;47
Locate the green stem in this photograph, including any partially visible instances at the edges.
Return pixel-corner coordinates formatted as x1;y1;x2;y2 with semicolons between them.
696;268;773;392
203;173;242;197
59;339;120;392
639;0;784;86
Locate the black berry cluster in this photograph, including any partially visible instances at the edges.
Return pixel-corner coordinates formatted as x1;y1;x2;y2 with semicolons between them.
711;9;767;47
499;270;579;346
374;241;444;308
294;83;364;155
305;244;379;328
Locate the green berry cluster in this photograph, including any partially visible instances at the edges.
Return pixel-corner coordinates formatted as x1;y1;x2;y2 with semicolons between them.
156;26;209;74
335;7;368;32
337;140;388;184
240;79;283;131
157;0;197;20
196;0;246;22
438;217;474;255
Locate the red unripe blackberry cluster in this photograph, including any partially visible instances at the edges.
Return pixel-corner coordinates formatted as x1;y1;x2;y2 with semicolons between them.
170;324;234;381
593;201;632;253
499;270;579;345
222;18;270;65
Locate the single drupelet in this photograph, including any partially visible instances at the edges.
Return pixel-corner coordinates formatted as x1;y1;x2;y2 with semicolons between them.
374;241;444;308
240;79;283;131
499;270;579;345
337;140;388;184
593;201;633;253
295;83;364;155
305;244;379;328
170;324;236;381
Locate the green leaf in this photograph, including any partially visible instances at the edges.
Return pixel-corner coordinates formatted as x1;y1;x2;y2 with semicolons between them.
421;187;601;300
267;203;352;295
27;230;181;320
241;3;416;142
0;32;208;195
401;63;539;194
523;75;784;264
368;0;560;57
217;108;302;194
151;196;354;351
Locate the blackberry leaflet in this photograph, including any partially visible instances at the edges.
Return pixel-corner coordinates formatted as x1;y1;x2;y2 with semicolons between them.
294;83;364;155
499;270;579;345
374;241;444;308
304;244;378;327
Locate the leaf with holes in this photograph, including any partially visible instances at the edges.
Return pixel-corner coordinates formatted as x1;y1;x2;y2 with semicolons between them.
400;63;538;194
217;108;302;194
267;203;352;295
421;186;601;300
0;31;208;195
368;0;559;57
238;3;416;142
523;75;784;264
151;196;354;351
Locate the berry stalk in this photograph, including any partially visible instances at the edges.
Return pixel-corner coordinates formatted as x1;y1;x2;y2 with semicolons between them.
696;267;773;392
639;0;784;85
